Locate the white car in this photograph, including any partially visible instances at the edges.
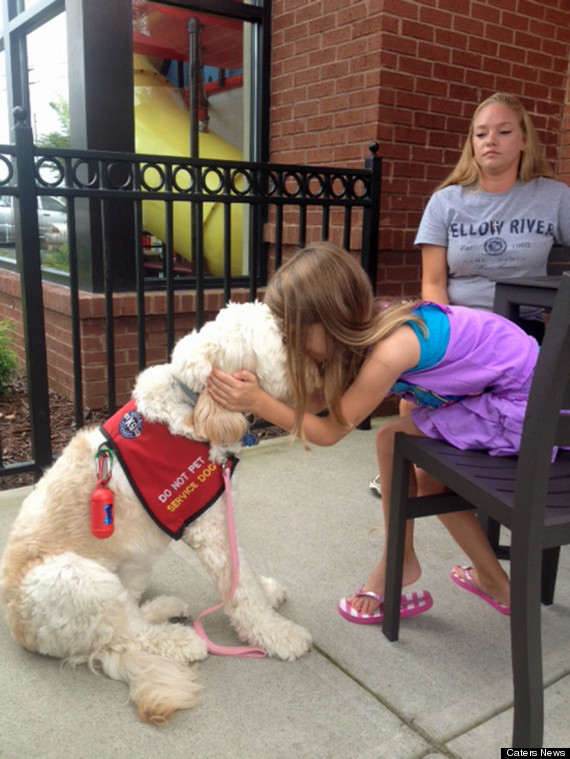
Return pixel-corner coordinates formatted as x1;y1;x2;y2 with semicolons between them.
0;195;67;247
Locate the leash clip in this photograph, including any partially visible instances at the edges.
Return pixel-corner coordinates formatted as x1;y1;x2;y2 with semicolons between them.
95;445;114;487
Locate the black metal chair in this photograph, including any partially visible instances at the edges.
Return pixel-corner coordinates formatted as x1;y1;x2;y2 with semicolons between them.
381;270;570;748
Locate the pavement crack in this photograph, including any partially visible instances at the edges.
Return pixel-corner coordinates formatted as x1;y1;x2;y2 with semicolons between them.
313;642;464;759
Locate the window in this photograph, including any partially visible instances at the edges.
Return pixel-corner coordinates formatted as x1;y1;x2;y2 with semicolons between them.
132;1;252;158
26;14;68;144
0;0;270;289
132;0;268;279
0;51;9;143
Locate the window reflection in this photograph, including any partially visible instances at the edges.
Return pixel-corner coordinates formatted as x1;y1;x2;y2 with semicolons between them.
0;52;9;144
26;14;68;144
132;0;246;155
132;0;252;277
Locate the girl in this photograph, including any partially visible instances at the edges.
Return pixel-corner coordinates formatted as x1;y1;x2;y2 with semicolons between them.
207;242;539;624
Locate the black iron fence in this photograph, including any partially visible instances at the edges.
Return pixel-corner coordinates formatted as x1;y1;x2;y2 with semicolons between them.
0;107;382;481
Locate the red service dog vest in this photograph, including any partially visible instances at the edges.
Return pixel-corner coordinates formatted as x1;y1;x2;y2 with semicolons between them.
101;399;238;539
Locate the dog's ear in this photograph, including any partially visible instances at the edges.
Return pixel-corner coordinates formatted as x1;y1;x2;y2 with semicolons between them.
170;327;222;393
192;390;248;447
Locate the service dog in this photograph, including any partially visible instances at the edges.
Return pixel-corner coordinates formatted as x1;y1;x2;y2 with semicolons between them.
0;301;312;724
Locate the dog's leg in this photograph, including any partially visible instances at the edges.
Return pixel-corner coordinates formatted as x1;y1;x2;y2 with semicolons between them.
118;560;197;628
140;596;192;624
15;552;204;724
125;615;208;663
184;504;312;661
259;575;287;608
117;560;155;603
19;553;207;665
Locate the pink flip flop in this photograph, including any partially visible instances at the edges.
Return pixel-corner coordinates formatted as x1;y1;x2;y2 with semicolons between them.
337;587;433;625
449;566;510;616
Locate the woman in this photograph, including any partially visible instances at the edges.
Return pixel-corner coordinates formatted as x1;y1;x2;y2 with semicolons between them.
417;90;570;314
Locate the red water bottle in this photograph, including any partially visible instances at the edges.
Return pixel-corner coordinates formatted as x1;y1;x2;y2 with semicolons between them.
91;446;115;539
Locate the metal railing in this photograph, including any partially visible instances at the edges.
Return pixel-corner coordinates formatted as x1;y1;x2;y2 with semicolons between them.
0;107;382;480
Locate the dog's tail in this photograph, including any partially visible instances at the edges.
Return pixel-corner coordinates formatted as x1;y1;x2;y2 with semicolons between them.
88;650;202;725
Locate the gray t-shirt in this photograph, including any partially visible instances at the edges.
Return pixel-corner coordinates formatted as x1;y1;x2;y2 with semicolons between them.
414;177;570;310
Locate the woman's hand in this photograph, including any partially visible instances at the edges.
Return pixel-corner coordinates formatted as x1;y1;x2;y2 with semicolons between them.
207;367;263;414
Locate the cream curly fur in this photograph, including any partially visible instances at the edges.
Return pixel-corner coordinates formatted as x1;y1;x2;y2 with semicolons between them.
0;301;312;725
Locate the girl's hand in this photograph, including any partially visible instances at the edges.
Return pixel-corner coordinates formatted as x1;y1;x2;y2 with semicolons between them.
207;367;262;413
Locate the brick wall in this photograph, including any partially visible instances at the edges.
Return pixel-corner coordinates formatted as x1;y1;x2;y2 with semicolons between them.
271;0;570;296
560;73;570;186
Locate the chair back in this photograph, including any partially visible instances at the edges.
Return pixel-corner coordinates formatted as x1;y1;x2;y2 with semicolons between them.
514;271;570;528
547;245;570;275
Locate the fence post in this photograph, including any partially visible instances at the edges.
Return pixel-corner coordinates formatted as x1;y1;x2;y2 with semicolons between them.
13;106;52;475
358;142;382;432
361;141;381;289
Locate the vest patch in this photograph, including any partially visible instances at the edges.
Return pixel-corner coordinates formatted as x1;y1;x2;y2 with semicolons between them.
101;399;238;539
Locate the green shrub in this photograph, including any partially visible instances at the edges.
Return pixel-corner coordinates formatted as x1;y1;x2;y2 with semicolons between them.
42;245;69;272
0;320;18;398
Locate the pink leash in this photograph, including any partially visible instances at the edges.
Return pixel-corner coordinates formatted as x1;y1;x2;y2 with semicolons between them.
193;463;267;658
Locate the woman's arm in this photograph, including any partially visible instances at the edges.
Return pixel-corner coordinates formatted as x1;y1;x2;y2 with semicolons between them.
207;325;420;447
421;245;449;304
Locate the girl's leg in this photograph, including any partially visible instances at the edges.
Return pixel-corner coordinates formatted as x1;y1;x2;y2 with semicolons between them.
349;415;433;615
438;511;510;607
350;417;510;615
369;399;415;496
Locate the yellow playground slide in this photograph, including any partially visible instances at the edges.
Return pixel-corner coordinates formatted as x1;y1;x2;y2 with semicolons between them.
134;55;244;276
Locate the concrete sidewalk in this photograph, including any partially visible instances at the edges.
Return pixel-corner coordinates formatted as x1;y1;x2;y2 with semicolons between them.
1;420;569;758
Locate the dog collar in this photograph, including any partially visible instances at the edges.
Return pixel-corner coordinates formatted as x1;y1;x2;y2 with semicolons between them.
175;377;260;448
176;377;199;407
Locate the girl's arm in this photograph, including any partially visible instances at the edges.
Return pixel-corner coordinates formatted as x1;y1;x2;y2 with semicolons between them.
207;325;420;447
421;245;449;304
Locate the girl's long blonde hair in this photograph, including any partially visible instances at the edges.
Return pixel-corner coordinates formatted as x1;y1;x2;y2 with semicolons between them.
438;92;554;190
264;242;423;440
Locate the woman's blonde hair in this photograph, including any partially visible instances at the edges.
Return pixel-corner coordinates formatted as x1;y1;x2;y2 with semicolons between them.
438;92;554;190
264;242;423;440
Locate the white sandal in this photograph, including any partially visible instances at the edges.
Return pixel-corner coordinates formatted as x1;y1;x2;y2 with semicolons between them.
369;474;381;497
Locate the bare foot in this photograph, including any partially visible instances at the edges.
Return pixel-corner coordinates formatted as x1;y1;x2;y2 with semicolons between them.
348;557;422;616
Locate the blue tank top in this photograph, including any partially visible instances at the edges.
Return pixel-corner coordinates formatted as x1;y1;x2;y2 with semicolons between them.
406;304;450;372
391;304;466;408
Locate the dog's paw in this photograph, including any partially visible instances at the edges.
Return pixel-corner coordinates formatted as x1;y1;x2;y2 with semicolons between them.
156;625;209;663
141;596;192;624
251;618;312;662
259;576;287;609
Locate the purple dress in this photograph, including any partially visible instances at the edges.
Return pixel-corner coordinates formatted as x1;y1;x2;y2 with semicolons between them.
393;304;539;456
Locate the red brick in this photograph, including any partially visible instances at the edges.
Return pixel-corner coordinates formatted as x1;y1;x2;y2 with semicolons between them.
452;14;485;36
435;28;468;50
382;33;418;57
401;19;435;42
417;41;452;64
432;63;467;85
383;0;419;22
419;5;453;29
